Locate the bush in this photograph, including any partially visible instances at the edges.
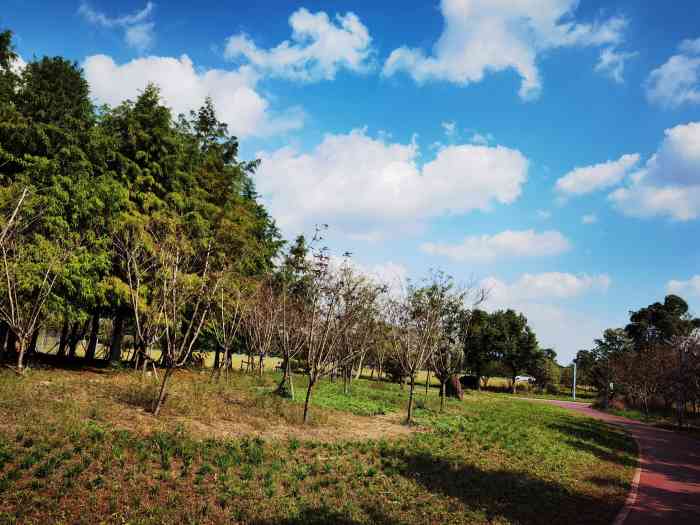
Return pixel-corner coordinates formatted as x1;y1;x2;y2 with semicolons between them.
459;375;479;390
515;382;531;394
545;383;559;395
383;358;406;384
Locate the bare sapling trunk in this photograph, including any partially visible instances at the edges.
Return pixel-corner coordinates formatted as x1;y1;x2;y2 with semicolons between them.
153;366;174;416
303;378;315;424
440;379;446;412
406;374;416;425
15;336;26;372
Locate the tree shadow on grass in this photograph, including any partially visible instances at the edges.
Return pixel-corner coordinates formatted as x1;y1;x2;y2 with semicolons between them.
547;418;638;468
380;448;622;525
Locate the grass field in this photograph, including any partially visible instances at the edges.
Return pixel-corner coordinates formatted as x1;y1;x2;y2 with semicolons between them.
0;365;635;524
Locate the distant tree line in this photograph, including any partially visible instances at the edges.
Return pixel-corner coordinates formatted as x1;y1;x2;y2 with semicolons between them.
576;294;700;427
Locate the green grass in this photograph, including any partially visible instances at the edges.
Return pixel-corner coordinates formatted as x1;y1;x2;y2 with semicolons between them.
0;368;635;524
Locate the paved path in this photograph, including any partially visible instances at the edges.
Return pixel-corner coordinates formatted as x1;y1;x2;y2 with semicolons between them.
537;400;700;524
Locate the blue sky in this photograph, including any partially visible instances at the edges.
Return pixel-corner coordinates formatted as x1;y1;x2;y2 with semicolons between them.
4;0;700;364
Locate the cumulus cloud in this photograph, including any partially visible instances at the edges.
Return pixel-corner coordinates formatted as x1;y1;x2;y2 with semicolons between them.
78;1;155;52
382;0;627;100
421;229;570;263
254;128;528;238
555;153;640;197
83;54;303;139
481;272;611;303
646;37;700;108
609;122;700;220
224;8;373;82
581;213;597;224
668;275;700;297
595;47;637;83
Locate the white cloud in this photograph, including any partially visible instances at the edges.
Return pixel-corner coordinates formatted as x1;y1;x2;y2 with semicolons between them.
83;54;303;139
609;122;700;220
555;153;640;197
470;132;494;145
421;229;570;263
646;37;700;108
124;23;155;51
382;0;627;100
480;272;612;362
327;256;408;297
224;8;373;82
254;129;528;238
595;47;637;83
78;2;155;52
667;276;700;297
441;120;457;138
482;272;611;303
581;213;597;224
537;209;552;220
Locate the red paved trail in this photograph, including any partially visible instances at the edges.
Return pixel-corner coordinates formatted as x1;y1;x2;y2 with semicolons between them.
537;400;700;524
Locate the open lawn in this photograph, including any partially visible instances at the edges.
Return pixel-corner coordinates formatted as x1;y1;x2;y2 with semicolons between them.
0;367;635;524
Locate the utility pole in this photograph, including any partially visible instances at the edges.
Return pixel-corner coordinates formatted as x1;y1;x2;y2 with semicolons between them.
572;360;577;401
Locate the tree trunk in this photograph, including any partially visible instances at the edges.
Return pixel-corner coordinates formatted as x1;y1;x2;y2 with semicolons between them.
406;375;416;425
16;336;26;373
85;313;100;361
303;379;315;424
67;322;82;359
153;367;174;417
475;364;482;391
213;346;221;370
287;359;295;400
57;319;69;357
354;353;365;380
425;370;430;395
511;373;517;394
108;311;125;364
343;368;350;395
27;329;40;356
275;355;295;399
440;380;446;412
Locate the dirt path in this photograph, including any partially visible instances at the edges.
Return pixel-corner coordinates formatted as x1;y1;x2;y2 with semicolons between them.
533;400;700;524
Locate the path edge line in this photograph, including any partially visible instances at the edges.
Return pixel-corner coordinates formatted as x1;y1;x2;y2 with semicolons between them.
612;434;641;525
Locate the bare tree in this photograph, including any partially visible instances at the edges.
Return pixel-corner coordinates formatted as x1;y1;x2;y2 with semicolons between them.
274;285;306;399
210;270;248;382
431;281;487;411
336;270;386;395
294;244;371;424
387;276;443;425
115;218;219;416
244;280;279;376
153;227;218;416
